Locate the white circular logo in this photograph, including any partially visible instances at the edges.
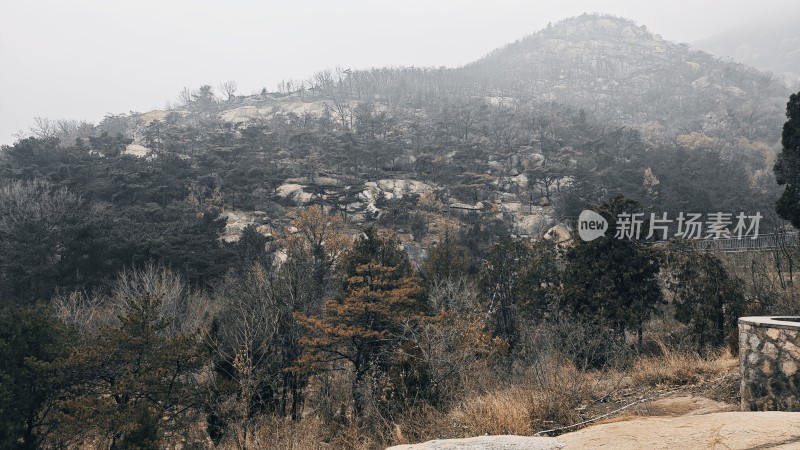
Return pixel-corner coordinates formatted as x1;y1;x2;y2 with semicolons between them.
578;210;608;241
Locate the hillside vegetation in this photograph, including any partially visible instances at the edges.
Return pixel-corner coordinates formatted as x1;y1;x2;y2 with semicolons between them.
1;14;799;449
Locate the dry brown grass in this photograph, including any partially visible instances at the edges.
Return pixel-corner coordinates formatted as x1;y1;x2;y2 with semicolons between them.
212;341;738;449
429;347;736;442
447;359;593;436
215;416;327;450
450;386;537;435
630;342;736;387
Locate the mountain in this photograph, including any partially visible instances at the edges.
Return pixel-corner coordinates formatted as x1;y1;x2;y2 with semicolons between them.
463;14;789;139
116;14;788;149
693;14;800;87
6;14;793;248
4;14;800;449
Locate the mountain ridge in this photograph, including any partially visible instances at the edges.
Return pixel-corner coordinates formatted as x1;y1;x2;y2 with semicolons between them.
7;13;790;245
461;13;788;137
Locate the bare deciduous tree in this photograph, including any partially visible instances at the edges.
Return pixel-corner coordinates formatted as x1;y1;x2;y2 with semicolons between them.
53;290;107;335
402;276;491;403
207;265;291;444
29;117;59;139
111;264;189;336
218;80;238;101
328;96;352;130
0;179;81;233
427;276;481;313
177;87;194;106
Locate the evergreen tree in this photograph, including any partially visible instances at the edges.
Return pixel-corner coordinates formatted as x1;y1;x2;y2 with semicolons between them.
0;179;85;303
478;237;534;352
561;195;663;350
775;91;800;227
232;224;269;275
40;269;206;447
297;227;424;417
422;232;472;283
665;241;745;352
0;303;67;449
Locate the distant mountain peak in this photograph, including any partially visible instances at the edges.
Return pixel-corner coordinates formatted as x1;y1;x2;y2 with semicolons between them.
462;13;787;135
544;13;657;38
477;13;670;66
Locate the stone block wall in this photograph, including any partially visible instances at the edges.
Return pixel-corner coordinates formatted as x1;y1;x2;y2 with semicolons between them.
739;317;800;411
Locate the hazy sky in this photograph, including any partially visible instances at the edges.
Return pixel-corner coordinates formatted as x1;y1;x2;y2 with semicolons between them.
1;0;798;146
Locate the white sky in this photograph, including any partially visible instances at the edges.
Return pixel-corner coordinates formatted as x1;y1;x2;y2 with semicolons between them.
1;0;797;146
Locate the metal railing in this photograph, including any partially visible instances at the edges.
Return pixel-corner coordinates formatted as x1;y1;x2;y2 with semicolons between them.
694;232;798;252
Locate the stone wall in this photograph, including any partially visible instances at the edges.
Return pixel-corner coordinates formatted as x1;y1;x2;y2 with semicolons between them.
739;317;800;411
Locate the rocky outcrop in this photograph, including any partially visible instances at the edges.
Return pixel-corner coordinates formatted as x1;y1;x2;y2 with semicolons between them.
219;106;271;123
387;435;564;450
388;411;800;449
559;411;800;449
220;210;271;243
276;183;313;204
374;179;435;200
124;144;150;157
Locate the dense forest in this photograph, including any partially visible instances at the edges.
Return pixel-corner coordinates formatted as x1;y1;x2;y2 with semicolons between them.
2;13;800;449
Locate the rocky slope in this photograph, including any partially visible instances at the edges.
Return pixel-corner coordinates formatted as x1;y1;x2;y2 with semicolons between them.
465;14;788;136
71;14;793;246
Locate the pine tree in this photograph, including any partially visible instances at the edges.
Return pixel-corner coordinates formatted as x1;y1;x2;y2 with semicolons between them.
478;237;533;352
40;269;206;448
665;241;744;352
561;195;663;350
0;303;67;449
422;231;472;283
297;228;424;417
775;91;800;227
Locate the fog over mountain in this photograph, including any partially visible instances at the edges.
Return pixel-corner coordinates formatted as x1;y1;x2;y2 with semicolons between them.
2;0;798;146
693;13;800;86
3;13;789;243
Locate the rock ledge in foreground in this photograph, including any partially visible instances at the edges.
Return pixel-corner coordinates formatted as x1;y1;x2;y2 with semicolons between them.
386;435;565;450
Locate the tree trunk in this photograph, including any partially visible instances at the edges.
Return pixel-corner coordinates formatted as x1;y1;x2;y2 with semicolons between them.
352;366;366;420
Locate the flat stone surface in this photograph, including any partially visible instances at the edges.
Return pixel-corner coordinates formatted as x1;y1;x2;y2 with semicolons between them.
386;435;565;450
559;411;800;449
739;316;800;331
388;412;800;449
